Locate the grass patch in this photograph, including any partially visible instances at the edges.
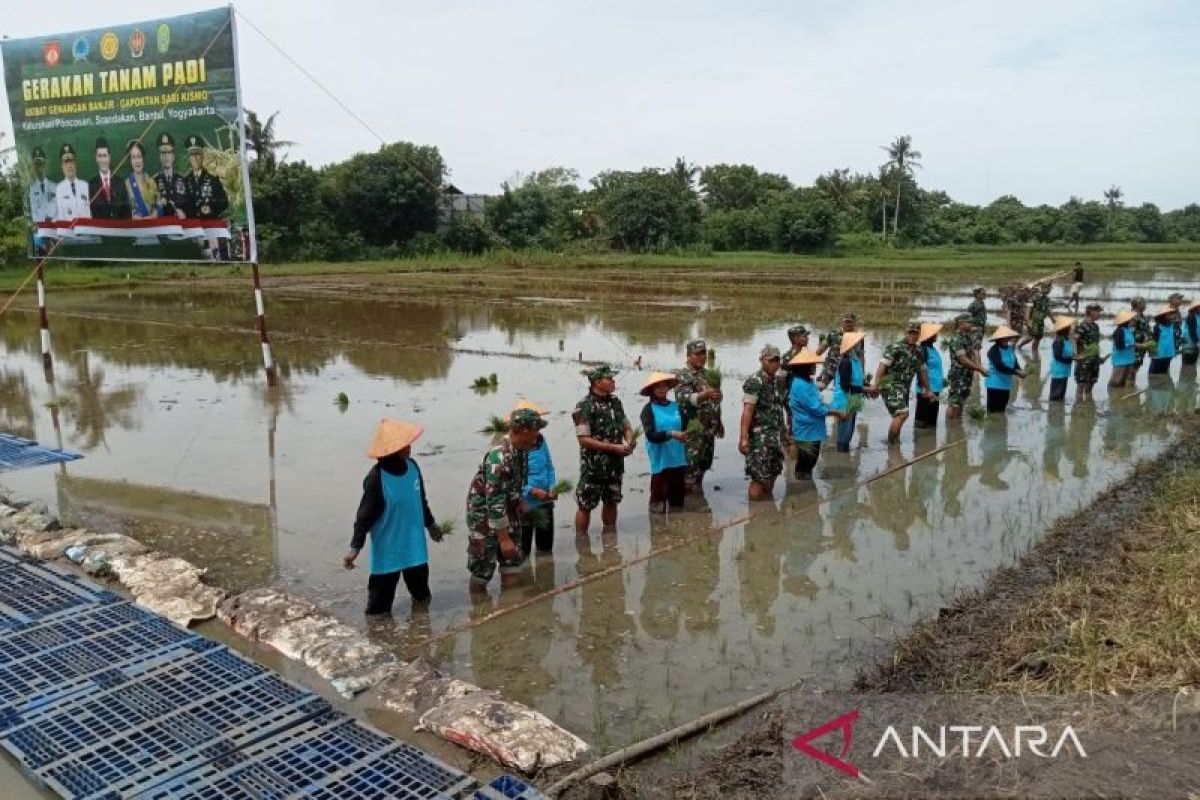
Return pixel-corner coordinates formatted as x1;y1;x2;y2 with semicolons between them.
480;414;510;434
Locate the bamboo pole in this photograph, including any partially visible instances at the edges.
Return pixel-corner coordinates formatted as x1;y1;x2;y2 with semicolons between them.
543;678;806;798
406;438;967;656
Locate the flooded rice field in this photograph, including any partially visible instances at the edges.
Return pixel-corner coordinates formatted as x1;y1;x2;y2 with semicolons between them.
0;264;1197;754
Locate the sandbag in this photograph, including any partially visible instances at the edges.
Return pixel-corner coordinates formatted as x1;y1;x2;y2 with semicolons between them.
418;691;589;772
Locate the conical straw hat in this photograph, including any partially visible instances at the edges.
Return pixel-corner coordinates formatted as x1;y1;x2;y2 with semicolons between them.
1113;309;1135;325
513;398;549;416
989;325;1019;341
1154;304;1175;318
1052;316;1075;333
839;330;865;354
787;347;822;366
640;371;679;396
918;322;942;343
367;418;424;458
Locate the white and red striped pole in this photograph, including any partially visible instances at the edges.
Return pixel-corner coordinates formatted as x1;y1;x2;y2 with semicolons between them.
36;262;53;372
251;262;277;387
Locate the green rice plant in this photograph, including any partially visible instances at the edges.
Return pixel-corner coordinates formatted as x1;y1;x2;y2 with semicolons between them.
1081;343;1101;360
488;372;499;387
846;394;865;416
630;427;642;447
968;405;988;421
796;441;817;456
471;375;492;390
434;519;456;537
685;418;706;438
706;348;717;366
552;478;574;495
704;367;722;388
334;391;349;408
480;414;510;434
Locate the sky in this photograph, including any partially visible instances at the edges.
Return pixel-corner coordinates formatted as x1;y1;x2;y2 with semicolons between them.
2;0;1197;209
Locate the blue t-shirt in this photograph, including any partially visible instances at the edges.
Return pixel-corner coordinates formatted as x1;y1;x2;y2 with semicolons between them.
921;344;944;393
369;464;427;574
646;400;688;475
1154;321;1178;358
1049;337;1074;379
789;377;829;443
522;436;556;509
830;355;863;412
1111;326;1135;367
985;345;1018;391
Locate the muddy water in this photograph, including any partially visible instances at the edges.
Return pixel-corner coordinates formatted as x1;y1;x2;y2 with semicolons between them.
0;266;1196;759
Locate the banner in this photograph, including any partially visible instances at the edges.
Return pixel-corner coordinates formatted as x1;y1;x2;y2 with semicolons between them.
1;6;256;262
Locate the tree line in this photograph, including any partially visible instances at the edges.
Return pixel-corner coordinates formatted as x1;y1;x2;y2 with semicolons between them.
2;122;1199;265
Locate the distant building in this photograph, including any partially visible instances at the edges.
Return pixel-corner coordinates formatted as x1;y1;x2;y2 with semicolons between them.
438;184;486;228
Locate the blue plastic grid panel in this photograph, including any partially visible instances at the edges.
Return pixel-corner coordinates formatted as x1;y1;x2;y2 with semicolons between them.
478;775;549;800
0;601;155;667
7;649;327;799
134;709;353;799
0;434;82;472
0;561;114;629
0;619;208;731
309;737;485;800
0;546;29;568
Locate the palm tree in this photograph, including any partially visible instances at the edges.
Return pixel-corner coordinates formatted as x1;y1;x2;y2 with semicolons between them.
815;168;855;213
1103;184;1123;238
670;156;700;191
881;135;922;239
242;110;297;175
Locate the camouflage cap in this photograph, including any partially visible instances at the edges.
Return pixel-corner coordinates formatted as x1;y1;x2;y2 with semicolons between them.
787;324;810;338
1169;292;1185;302
1131;296;1146;309
972;287;986;295
905;320;922;334
760;344;781;360
509;408;548;430
1086;302;1104;313
585;364;617;382
686;339;707;354
841;312;858;322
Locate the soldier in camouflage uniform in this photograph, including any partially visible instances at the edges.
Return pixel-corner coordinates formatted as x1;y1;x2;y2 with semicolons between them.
1019;282;1053;358
945;313;990;419
873;322;935;443
465;408;546;591
739;345;787;500
967;287;988;358
817;314;863;390
781;324;811;394
573;365;633;535
675;340;723;491
1001;287;1027;335
1130;296;1153;375
1072;303;1105;402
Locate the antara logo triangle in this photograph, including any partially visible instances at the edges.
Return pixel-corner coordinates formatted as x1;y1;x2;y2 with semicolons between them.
792;709;860;778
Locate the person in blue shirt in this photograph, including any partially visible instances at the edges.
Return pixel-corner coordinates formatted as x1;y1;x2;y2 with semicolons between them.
914;322;944;428
786;348;845;479
1148;305;1179;376
1108;309;1138;388
830;330;871;452
984;326;1026;413
1183;301;1199;368
640;372;690;514
514;399;558;555
1047;316;1076;402
344;419;443;615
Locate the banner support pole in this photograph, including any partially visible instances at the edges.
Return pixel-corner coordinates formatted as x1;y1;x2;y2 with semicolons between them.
36;262;53;373
251;261;277;387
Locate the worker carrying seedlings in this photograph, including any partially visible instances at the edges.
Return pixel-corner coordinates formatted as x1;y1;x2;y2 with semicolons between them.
786;348;845;479
984;326;1026;413
639;371;689;514
344;418;443;615
514;399;558;556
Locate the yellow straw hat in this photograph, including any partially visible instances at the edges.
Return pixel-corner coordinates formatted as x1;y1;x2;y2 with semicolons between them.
1189;300;1200;312
918;322;942;343
1113;309;1135;325
839;330;865;354
367;418;424;458
989;325;1019;341
513;398;549;416
787;347;822;366
1052;316;1075;333
639;371;679;396
1153;304;1174;318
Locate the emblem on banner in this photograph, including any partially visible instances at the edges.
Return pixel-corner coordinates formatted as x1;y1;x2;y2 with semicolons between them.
129;29;146;58
71;36;90;62
156;23;171;54
43;40;61;67
100;32;119;60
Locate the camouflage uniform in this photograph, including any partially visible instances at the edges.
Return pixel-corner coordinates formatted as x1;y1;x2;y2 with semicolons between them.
878;340;924;416
675;352;722;487
573;388;629;510
967;297;988;352
1131;311;1152;368
1003;292;1027;334
819;325;863;385
945;330;975;407
1074;319;1101;385
466;436;529;582
1028;290;1052;338
742;367;787;484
